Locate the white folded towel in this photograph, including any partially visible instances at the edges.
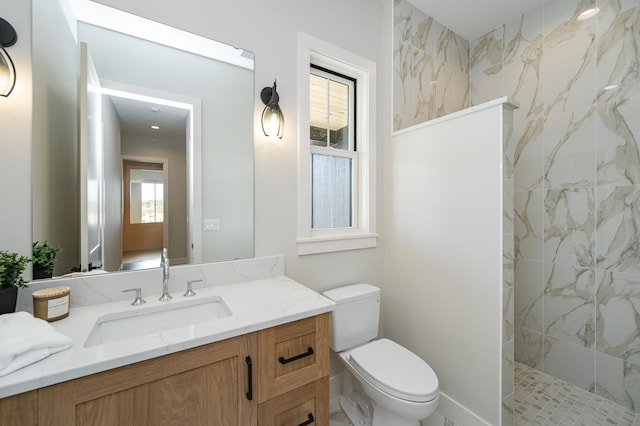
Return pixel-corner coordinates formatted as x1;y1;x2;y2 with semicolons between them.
0;311;73;377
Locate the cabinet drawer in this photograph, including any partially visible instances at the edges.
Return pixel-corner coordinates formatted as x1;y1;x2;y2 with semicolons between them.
258;377;328;426
257;313;329;402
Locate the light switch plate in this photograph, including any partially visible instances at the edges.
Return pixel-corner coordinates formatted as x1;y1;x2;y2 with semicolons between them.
204;219;220;231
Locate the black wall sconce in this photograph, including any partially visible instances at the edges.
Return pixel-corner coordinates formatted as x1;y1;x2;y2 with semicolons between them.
260;80;284;139
0;17;17;97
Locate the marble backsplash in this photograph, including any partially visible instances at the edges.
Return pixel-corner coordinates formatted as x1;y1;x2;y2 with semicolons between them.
16;255;285;312
468;0;640;413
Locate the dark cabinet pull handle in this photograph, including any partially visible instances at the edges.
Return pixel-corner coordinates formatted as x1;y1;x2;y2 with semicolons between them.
245;356;253;400
298;413;314;426
279;347;314;364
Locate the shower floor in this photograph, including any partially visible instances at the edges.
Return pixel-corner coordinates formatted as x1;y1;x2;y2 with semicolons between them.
330;363;640;425
515;362;640;425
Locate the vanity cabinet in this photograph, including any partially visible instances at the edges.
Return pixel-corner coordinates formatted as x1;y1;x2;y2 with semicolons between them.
0;390;37;425
0;313;330;426
39;332;257;426
258;377;329;426
257;313;329;425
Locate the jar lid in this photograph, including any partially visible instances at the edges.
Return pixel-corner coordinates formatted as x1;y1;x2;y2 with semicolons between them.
32;286;70;298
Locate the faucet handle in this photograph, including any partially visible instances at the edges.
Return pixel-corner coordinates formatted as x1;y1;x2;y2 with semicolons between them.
122;288;146;306
184;280;202;297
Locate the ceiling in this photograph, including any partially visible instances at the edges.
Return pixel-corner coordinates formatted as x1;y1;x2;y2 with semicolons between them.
406;0;546;40
108;96;189;141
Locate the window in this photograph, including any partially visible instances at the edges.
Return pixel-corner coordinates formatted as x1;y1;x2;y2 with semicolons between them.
124;161;165;224
310;67;356;229
131;178;164;223
297;34;377;255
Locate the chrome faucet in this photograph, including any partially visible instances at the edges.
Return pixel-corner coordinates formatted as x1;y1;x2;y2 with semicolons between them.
159;248;172;301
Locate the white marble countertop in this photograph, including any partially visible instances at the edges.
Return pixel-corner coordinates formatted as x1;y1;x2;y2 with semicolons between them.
0;276;335;398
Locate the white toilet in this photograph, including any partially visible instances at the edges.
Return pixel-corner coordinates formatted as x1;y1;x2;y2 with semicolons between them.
323;284;439;426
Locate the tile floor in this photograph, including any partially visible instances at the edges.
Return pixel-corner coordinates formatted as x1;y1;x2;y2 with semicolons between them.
329;362;640;426
515;362;640;425
329;408;353;426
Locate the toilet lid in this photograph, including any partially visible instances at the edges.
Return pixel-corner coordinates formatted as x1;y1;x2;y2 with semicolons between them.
349;339;438;403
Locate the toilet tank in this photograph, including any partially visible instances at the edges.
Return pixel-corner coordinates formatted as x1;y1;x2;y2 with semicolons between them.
322;284;380;352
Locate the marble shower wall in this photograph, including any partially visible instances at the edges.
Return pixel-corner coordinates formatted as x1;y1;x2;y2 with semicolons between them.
469;0;640;413
393;0;470;131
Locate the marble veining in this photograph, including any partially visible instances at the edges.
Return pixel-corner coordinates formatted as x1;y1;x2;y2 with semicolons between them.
543;262;595;348
515;190;544;260
515;258;544;333
596;185;640;273
543;187;595;268
543;0;598;117
597;1;640;103
515;325;543;370
597;97;640;186
543;106;597;189
393;0;469;131
596;270;640;366
502;10;544;122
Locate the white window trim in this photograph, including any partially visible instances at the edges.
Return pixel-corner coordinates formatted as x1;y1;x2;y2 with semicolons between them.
297;33;378;255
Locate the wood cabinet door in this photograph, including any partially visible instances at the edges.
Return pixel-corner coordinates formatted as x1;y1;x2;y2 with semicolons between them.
39;333;257;426
257;314;329;402
0;391;38;426
258;377;329;426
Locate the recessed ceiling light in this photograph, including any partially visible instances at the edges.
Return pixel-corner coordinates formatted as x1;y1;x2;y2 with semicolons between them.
150;107;160;113
577;7;599;21
151;125;160;130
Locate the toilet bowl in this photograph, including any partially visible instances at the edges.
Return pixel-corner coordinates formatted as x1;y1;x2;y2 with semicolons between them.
323;284;439;426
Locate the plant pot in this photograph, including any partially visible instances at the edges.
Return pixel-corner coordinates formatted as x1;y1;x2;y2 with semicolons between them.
33;268;53;280
0;286;18;315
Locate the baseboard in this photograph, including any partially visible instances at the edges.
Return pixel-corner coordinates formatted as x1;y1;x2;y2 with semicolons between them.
435;391;492;426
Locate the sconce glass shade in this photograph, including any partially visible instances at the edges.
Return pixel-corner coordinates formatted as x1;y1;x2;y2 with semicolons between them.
0;47;16;97
260;80;284;139
0;17;17;97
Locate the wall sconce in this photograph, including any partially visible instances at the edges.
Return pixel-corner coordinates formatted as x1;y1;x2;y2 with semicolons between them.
260;80;284;139
0;17;17;97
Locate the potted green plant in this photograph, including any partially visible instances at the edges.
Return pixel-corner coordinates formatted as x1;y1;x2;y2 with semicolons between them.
0;250;30;315
32;241;61;279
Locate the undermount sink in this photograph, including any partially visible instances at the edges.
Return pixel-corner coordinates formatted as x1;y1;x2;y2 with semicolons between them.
84;296;231;347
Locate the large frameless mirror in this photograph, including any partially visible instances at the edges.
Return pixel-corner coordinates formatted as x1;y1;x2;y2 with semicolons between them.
31;0;254;277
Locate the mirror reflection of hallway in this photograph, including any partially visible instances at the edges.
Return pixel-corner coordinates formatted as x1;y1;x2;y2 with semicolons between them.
122;160;165;270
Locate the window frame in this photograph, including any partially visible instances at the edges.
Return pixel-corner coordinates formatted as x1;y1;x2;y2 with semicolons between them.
297;33;378;255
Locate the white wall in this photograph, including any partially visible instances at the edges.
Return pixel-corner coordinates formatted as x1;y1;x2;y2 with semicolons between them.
0;2;32;263
101;97;122;271
31;0;79;275
384;103;507;425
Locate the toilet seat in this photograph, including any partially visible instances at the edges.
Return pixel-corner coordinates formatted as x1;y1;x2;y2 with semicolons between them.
349;338;438;403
